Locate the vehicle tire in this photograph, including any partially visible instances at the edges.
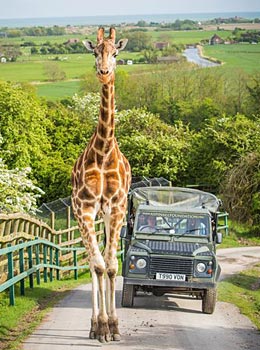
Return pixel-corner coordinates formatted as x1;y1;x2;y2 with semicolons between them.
153;289;165;297
121;282;134;307
202;288;217;314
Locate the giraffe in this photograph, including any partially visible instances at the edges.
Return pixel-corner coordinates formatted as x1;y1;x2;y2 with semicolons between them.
71;27;131;343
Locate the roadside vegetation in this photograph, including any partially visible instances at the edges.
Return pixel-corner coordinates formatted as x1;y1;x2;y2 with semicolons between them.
0;273;91;350
218;263;260;330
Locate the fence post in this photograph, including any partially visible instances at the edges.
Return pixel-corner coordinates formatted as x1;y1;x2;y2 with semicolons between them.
27;245;34;289
49;246;53;282
18;240;25;296
50;211;55;243
35;238;41;285
7;243;15;306
67;206;71;241
73;250;78;280
224;213;229;235
55;248;60;281
43;244;48;283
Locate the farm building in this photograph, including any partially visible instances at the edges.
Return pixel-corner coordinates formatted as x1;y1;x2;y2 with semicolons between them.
117;59;125;65
210;34;224;45
154;42;170;50
157;56;180;64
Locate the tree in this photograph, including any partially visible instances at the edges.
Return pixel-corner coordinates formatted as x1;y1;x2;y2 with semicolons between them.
247;73;260;116
0;136;44;214
142;48;159;63
43;62;66;81
116;108;191;182
185;114;260;189
121;31;152;51
221;152;260;228
0;81;51;184
0;44;21;61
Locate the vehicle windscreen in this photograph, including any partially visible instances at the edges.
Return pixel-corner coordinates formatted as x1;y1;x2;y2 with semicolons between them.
135;212;211;237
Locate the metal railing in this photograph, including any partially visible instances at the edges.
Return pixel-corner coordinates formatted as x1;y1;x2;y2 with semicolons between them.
0;237;123;306
217;212;229;236
0;238;88;305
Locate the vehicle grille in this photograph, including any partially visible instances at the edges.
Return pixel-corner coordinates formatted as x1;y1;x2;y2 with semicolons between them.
149;257;193;278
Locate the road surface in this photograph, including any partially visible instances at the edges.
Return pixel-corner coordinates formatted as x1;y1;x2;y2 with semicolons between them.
23;247;260;350
183;47;220;68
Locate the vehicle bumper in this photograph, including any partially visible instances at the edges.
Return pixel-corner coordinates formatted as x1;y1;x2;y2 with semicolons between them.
123;277;217;289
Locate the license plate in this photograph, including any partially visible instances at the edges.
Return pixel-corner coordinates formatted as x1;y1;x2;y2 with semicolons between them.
156;272;186;281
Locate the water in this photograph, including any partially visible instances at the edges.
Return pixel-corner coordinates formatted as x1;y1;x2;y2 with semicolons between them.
183;47;220;68
0;12;260;28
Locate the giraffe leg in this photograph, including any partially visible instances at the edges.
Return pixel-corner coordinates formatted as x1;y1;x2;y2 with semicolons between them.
89;271;98;339
95;264;111;343
104;213;123;341
80;216;111;343
107;268;120;341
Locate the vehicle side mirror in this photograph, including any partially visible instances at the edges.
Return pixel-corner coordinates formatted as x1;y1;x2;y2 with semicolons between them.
216;232;223;244
120;226;127;239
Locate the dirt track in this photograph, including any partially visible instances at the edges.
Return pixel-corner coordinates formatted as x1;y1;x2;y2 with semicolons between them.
23;247;260;350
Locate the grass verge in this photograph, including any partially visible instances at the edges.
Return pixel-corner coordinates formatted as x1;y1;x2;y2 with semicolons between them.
0;272;91;350
218;263;260;330
220;220;260;249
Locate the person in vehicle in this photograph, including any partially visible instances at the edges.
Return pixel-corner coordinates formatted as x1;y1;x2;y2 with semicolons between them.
187;217;206;235
139;215;157;232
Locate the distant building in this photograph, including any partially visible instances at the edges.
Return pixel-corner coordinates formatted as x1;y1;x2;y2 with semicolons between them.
1;57;7;63
117;59;125;65
127;60;133;65
210;34;224;45
154;42;169;50
157;56;180;64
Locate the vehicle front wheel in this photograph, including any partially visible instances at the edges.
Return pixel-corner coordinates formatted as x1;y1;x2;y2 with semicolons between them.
121;282;134;307
202;288;217;314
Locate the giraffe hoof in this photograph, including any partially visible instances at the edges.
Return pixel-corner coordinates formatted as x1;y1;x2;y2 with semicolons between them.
112;333;121;341
98;335;106;343
97;333;111;343
89;331;96;339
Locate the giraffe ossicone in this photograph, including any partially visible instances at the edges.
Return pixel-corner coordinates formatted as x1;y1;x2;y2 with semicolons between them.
71;27;131;343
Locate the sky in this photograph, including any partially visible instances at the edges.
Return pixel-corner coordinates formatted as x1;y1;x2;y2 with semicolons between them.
0;0;260;19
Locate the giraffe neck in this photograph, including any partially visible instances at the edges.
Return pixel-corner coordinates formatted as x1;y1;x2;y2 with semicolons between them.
96;75;115;146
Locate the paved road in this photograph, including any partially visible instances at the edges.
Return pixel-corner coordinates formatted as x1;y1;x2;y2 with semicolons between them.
183;47;220;67
23;247;260;350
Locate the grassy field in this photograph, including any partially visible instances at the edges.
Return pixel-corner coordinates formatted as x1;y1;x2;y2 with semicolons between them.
37;80;81;100
1;29;260;99
203;43;260;73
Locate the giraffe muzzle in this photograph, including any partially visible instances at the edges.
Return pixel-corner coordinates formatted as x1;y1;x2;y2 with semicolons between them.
100;69;109;75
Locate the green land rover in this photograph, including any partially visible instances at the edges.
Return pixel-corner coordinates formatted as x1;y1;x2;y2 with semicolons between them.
121;185;224;314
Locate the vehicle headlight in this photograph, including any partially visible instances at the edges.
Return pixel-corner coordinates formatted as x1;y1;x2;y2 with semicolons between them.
196;262;206;273
136;258;147;269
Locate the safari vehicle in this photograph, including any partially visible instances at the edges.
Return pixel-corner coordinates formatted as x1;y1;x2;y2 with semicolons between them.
121;181;224;314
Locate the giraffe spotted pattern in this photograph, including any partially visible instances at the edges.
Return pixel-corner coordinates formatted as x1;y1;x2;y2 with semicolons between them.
71;27;131;343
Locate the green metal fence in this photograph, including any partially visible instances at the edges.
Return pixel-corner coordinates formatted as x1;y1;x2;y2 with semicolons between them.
0;238;89;305
217;212;229;236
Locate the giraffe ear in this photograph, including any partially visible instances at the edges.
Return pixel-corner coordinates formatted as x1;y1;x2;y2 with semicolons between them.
115;39;128;51
82;40;96;51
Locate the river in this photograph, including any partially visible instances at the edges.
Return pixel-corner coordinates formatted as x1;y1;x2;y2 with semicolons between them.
183;47;220;68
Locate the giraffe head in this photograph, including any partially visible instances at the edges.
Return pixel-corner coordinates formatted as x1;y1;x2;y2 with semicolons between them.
83;27;128;84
